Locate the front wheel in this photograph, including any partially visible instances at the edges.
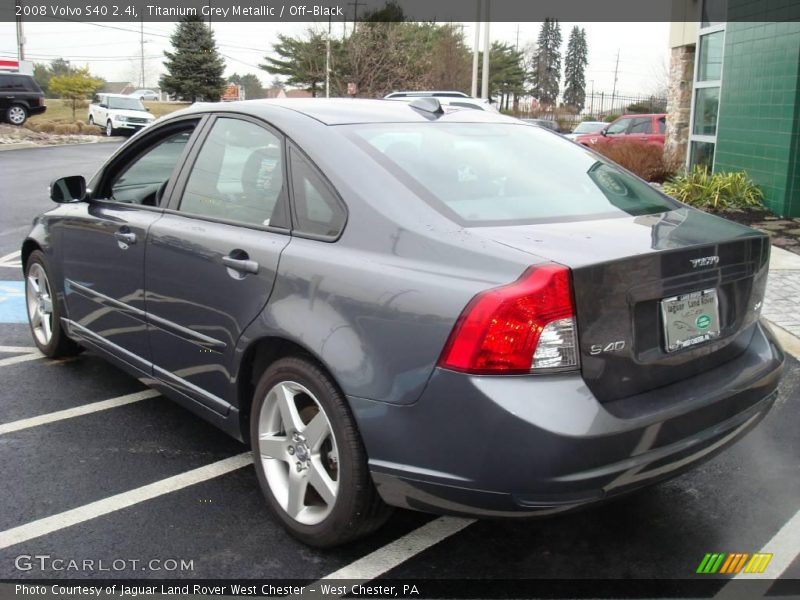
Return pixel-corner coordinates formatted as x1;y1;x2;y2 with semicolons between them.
25;250;81;358
6;104;28;126
105;120;114;137
88;114;94;125
251;357;392;547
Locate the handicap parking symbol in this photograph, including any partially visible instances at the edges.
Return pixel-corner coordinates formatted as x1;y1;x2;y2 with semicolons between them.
0;281;27;323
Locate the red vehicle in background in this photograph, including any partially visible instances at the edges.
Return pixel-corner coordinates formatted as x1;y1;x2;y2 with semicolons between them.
574;113;666;148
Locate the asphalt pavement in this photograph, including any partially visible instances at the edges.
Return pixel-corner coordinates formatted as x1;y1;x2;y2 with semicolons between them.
0;143;798;598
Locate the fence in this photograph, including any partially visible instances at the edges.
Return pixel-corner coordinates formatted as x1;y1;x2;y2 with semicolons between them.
513;91;668;132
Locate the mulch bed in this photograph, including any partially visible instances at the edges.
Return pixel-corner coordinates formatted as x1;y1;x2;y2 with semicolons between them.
712;208;800;255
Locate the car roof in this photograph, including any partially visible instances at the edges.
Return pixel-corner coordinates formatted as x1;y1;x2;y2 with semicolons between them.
98;93;137;98
184;98;514;126
618;113;665;118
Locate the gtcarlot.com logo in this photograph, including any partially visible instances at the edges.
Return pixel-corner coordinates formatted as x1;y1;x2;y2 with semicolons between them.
696;552;773;574
14;554;194;572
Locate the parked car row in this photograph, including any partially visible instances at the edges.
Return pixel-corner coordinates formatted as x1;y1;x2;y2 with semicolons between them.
522;114;667;147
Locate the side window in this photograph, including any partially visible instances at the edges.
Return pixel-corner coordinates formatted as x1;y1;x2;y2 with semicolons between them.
179;118;285;228
0;74;9;89
628;117;653;134
606;118;630;135
108;128;194;206
657;117;666;134
289;148;346;238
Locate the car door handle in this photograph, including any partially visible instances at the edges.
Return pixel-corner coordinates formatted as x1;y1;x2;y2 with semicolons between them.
114;231;137;244
222;255;259;275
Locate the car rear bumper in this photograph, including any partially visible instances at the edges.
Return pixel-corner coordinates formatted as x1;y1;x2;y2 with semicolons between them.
349;320;783;517
28;105;46;116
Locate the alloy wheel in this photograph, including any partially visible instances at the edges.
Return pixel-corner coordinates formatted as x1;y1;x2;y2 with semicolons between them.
257;381;339;525
8;106;26;125
26;263;54;346
106;121;112;136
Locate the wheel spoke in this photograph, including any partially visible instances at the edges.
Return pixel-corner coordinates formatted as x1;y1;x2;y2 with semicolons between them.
258;433;287;461
27;276;40;295
303;412;329;451
274;383;304;433
41;296;53;314
308;458;337;506
41;313;52;341
286;471;308;518
30;307;41;328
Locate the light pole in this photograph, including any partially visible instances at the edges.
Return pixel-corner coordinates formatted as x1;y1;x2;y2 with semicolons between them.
470;1;481;98
480;0;490;100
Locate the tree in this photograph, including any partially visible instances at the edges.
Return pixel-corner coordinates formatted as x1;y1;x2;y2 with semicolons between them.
260;30;334;97
528;18;562;106
49;67;103;119
159;15;226;102
478;42;526;110
563;26;588;110
228;73;265;99
33;58;77;97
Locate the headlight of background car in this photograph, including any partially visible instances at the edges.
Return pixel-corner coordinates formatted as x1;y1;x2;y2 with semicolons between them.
115;116;128;122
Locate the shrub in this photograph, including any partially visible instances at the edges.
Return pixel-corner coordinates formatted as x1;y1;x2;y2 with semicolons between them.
52;123;81;135
603;113;620;123
663;167;765;211
592;142;679;183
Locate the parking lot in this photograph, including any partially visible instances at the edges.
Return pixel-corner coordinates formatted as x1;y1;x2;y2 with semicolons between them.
0;143;798;597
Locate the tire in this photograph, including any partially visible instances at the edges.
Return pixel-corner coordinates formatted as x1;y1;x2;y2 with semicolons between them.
105;120;114;137
25;250;81;358
250;356;392;547
88;114;94;125
7;104;28;126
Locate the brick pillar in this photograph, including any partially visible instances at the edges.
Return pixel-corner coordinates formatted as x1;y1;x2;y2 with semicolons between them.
664;44;695;165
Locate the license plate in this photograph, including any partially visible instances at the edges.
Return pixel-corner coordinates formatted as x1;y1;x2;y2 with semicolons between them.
661;288;721;352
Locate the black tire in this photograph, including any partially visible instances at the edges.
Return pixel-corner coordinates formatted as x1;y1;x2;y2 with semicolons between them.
250;356;392;547
105;120;114;137
25;250;81;358
6;104;28;126
88;114;94;125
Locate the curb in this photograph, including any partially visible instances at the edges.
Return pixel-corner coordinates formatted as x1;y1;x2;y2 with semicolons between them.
0;137;123;152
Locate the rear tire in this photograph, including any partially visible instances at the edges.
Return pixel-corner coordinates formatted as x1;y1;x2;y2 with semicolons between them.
7;104;28;126
25;250;81;358
250;356;392;547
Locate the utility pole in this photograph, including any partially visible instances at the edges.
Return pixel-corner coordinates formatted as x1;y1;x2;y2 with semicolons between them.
16;0;26;61
589;79;594;116
140;17;145;88
348;0;362;34
611;49;620;111
470;1;481;98
515;24;520;51
325;16;331;98
480;0;490;100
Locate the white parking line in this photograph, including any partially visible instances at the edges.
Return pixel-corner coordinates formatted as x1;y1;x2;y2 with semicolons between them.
0;389;161;435
0;346;37;353
0;453;252;550
0;250;22;269
0;352;43;368
321;516;475;580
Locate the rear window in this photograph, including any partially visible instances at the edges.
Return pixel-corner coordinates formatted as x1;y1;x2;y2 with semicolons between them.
0;74;39;92
346;123;678;225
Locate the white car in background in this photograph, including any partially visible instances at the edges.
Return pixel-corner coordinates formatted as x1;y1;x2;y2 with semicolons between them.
130;89;159;101
88;93;156;136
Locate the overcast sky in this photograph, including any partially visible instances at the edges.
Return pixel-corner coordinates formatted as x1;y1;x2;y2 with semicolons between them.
0;20;670;97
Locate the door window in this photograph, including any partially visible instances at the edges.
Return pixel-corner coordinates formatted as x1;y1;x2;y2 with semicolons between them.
289;148;346;238
108;129;194;206
628;117;653;134
179;118;286;228
605;118;630;135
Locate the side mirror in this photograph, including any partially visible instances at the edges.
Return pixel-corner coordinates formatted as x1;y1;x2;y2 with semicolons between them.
146;107;151;112
99;103;108;108
50;175;86;203
600;128;608;137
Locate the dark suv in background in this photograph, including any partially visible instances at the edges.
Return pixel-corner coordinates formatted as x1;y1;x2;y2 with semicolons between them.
0;73;46;126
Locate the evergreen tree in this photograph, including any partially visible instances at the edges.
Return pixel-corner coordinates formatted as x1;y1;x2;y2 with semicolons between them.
478;42;526;109
160;15;226;102
261;30;335;97
528;18;562;106
563;26;588;110
228;73;265;99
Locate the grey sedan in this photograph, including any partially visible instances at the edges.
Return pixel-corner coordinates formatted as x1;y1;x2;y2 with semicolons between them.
23;98;783;547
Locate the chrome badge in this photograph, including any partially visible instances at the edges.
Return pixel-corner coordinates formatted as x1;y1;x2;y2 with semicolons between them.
690;256;719;268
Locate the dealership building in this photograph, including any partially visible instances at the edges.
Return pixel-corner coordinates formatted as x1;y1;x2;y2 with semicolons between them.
666;1;800;217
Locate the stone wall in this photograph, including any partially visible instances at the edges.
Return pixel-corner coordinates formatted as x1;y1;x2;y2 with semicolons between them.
664;44;695;164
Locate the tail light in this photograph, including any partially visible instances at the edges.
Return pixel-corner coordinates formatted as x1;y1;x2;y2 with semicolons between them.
438;264;578;374
38;97;45;106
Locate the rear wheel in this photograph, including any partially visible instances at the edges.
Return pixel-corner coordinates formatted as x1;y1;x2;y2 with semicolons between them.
7;104;28;126
251;356;391;547
25;250;81;358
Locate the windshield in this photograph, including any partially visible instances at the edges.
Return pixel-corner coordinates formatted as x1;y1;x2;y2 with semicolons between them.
573;122;605;134
346;123;678;225
107;97;146;111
